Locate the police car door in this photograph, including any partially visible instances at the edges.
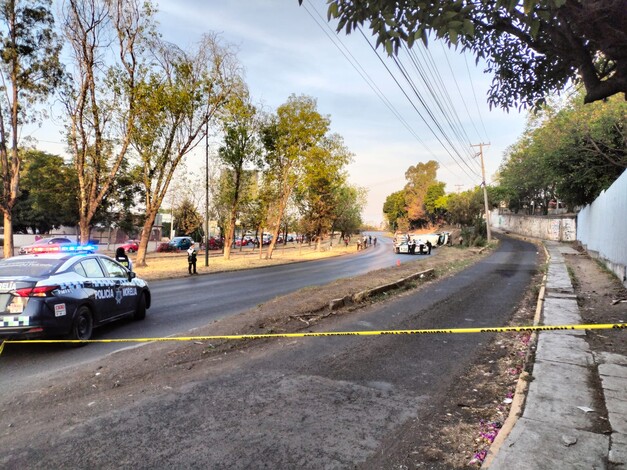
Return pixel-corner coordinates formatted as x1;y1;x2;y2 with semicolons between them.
76;257;121;322
98;257;136;316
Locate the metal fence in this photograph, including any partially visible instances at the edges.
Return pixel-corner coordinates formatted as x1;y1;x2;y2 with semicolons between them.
577;169;627;285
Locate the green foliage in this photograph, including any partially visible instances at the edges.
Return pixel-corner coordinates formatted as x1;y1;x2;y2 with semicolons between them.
261;94;331;255
318;0;627;108
295;133;353;242
0;0;63;254
173;198;203;236
382;190;406;231
497;93;626;211
424;182;446;222
13;150;78;234
404;160;439;226
446;187;485;226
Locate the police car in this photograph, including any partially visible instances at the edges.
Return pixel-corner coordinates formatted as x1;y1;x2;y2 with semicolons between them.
0;248;150;342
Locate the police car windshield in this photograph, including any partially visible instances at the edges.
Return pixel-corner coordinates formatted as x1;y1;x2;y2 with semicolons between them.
0;258;63;277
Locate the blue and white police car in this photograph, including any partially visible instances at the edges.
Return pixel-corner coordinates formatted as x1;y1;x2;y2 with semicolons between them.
0;248;150;342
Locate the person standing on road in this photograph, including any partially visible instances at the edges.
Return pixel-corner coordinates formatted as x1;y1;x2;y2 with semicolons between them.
426;240;432;255
187;242;198;275
373;236;377;247
115;247;133;271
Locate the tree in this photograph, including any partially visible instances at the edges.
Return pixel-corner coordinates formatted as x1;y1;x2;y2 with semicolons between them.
424;182;446;223
216;91;261;259
295;133;352;250
13;150;77;234
130;34;241;266
404;160;439;228
61;0;146;245
497;92;625;211
382;190;406;232
261;94;330;259
330;184;365;239
446;187;484;226
173;197;202;238
0;0;63;257
314;0;627;109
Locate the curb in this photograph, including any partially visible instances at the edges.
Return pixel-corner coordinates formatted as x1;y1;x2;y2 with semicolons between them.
481;242;549;468
328;268;435;310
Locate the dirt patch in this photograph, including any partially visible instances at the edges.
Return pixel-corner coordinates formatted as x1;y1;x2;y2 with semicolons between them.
565;249;627;356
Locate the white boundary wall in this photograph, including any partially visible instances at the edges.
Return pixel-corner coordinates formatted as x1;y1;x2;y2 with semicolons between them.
577;169;627;285
492;213;577;241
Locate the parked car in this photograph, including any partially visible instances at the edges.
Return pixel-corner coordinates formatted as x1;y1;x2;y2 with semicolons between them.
207;237;223;250
18;237;74;255
235;236;254;247
156;242;178;253
168;236;193;250
119;240;139;253
0;250;150;341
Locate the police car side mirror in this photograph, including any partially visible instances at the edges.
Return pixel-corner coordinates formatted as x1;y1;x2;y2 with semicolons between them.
128;271;136;281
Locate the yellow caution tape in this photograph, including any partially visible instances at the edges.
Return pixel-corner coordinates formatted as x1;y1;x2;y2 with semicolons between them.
0;323;625;356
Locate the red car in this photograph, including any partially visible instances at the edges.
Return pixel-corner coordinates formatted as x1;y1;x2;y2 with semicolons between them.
18;237;73;255
119;240;139;253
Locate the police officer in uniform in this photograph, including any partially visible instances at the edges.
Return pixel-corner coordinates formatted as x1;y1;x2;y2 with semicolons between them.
187;242;198;275
115;247;133;271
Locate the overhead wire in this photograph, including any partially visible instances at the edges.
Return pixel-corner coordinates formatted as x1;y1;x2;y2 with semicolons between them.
302;3;423;145
403;43;481;174
464;54;490;142
302;0;464;176
389;49;480;180
440;42;486;146
303;0;486;185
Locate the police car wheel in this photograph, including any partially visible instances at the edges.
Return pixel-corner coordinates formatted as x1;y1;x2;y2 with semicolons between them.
133;292;147;321
69;306;93;342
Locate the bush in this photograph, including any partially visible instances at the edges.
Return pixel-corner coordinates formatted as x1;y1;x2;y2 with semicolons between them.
473;236;487;247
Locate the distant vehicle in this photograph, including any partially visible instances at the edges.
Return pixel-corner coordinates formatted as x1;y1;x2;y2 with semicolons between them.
156;242;177;253
0;251;150;341
235;236;254;247
394;240;427;255
168;236;193;250
18;237;75;255
119;240;139;253
207;237;223;250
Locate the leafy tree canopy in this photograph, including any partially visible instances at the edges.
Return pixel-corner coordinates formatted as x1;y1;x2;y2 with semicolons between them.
497;92;626;211
310;0;627;109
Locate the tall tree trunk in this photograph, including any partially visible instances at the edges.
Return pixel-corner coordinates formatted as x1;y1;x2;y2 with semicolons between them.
3;212;13;258
135;210;160;268
223;212;236;260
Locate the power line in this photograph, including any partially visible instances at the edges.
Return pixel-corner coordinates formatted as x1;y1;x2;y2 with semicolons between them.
465;54;490;142
302;0;472;185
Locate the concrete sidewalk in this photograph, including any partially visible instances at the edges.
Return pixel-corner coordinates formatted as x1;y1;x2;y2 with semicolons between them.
487;241;627;469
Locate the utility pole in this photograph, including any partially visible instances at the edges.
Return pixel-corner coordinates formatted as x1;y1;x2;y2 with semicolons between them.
204;117;209;267
472;143;492;243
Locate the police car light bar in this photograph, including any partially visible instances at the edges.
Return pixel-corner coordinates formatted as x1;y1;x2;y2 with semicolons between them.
32;244;96;254
60;244;97;253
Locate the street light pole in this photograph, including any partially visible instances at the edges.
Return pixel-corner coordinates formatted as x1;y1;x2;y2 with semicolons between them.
472;143;492;243
205;117;209;267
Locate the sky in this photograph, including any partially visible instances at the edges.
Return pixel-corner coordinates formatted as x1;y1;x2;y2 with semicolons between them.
31;0;529;226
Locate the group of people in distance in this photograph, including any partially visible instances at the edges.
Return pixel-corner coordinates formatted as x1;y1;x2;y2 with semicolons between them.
407;237;432;255
356;234;377;251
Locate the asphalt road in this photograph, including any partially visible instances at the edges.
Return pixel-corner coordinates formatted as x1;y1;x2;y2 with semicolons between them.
1;233;422;393
1;235;539;468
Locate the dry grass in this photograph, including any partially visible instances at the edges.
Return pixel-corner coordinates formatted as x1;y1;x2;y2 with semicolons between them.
122;240;358;281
